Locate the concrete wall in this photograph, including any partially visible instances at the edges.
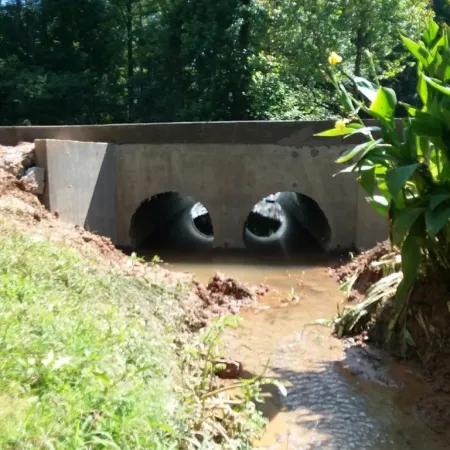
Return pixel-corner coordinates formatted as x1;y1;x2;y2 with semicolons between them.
35;140;117;241
26;122;388;251
115;143;359;249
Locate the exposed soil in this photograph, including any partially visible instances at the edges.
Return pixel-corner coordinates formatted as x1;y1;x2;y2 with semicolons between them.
328;240;395;302
329;240;450;432
0;142;264;332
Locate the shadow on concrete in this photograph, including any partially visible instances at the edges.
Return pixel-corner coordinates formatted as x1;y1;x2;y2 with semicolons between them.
84;143;117;241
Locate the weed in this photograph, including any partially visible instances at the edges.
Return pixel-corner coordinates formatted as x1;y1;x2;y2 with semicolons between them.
0;228;267;449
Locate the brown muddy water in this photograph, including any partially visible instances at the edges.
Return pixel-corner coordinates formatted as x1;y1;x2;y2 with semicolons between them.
162;252;449;450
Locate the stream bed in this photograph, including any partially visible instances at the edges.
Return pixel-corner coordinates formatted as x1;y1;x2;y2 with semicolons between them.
164;252;449;449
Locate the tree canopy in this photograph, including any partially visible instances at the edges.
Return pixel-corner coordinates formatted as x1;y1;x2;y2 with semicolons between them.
0;0;436;125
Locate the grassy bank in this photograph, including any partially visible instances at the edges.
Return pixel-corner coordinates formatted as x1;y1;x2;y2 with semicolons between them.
0;227;265;449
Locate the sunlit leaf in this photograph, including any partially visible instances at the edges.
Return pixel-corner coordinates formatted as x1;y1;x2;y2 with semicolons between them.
344;126;381;139
367;195;389;216
423;19;440;47
354;76;378;102
315;127;356;137
423;74;450;96
339;84;354;113
401;35;432;66
336;139;380;164
370;87;397;122
417;73;428;105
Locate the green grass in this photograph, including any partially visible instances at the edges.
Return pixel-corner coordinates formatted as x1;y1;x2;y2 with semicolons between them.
0;230;196;449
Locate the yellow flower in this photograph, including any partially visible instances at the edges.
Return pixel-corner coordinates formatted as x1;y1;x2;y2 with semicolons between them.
335;120;347;133
328;51;343;65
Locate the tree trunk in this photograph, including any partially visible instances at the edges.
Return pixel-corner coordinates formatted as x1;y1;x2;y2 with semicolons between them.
355;22;364;77
126;0;134;120
230;0;251;120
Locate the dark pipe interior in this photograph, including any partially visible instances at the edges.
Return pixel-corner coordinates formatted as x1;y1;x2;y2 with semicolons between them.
246;211;282;237
243;192;332;255
129;191;214;252
193;213;214;236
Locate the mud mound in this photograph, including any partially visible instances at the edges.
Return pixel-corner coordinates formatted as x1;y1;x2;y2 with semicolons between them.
328;240;393;301
184;273;262;330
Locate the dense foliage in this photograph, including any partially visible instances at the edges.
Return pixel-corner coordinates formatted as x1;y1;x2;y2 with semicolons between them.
318;18;450;351
0;0;434;125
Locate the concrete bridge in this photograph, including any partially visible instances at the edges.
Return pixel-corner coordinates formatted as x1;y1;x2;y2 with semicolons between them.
0;122;387;251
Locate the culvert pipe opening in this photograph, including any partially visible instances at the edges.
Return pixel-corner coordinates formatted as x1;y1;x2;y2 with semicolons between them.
129;191;214;253
243;192;331;256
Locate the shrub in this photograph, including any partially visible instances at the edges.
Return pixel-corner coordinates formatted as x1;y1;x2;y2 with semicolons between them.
317;19;450;346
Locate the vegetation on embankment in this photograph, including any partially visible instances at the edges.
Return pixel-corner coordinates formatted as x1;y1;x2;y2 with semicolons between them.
319;18;450;384
0;221;267;448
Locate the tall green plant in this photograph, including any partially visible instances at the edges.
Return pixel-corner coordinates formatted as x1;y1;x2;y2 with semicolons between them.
317;19;450;343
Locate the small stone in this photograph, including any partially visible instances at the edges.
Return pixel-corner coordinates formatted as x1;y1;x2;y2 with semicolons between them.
20;167;45;195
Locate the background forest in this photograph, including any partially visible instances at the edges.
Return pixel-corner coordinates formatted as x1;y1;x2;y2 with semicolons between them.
0;0;447;125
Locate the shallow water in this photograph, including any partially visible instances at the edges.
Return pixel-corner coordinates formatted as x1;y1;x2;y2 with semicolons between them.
162;251;449;449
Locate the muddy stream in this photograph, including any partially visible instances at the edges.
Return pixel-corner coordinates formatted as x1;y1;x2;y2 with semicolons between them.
163;252;449;450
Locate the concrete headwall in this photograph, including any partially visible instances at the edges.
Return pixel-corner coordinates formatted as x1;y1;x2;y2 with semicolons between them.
21;122;387;251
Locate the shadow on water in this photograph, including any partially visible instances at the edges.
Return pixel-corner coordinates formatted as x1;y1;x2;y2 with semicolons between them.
239;345;449;450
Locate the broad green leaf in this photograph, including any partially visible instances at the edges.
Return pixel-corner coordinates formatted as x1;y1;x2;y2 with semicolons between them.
339;84;354;113
410;112;443;138
353;76;378;102
401;120;420;161
344;126;381;139
370;87;397;122
367;195;389;217
359;167;376;196
423;74;450;96
400;102;418;117
417;73;428;105
425;203;450;238
336;163;358;175
401;35;432;66
336;140;378;164
401;234;421;284
386;164;419;198
392;207;425;245
423;19;440;47
416;136;430;158
429;193;450;210
315;126;358;137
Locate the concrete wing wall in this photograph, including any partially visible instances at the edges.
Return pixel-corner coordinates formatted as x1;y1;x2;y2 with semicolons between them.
35;140;117;241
